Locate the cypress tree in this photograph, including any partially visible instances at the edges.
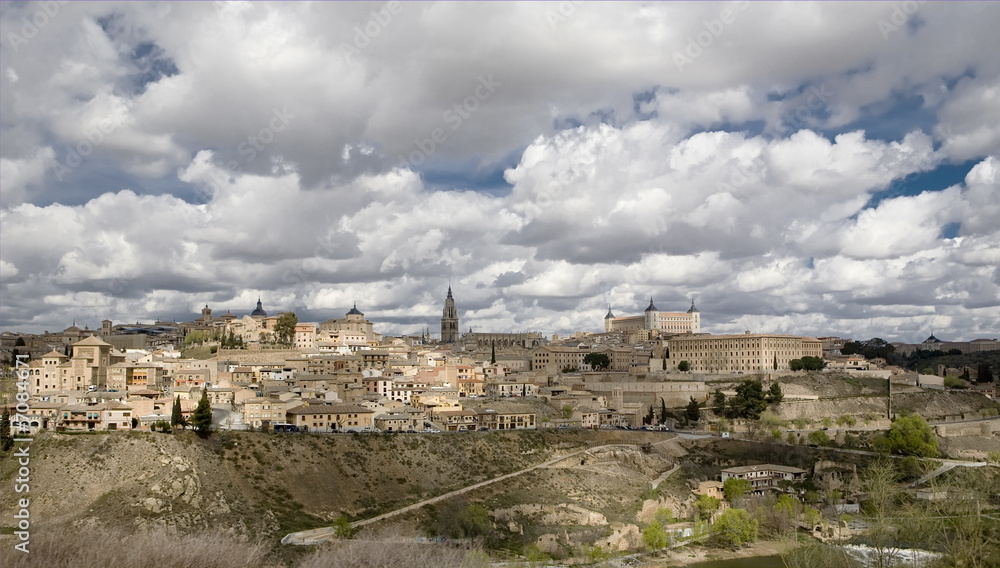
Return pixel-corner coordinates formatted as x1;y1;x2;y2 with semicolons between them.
490;340;496;365
171;395;186;430
1;406;13;451
686;396;701;422
978;363;994;383
192;389;213;434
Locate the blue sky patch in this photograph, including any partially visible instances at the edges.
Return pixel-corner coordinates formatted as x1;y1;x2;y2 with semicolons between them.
864;160;976;210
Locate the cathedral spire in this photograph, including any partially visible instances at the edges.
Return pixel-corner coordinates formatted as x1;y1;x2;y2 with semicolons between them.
441;285;459;343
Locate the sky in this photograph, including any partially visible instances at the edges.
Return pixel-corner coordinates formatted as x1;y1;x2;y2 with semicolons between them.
1;1;998;343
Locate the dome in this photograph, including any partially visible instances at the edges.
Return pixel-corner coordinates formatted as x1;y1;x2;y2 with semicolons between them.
605;305;616;319
347;303;363;316
251;298;268;317
644;297;658;312
687;300;699;313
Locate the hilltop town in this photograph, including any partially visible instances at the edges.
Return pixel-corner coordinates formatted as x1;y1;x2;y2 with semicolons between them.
3;290;1000;567
2;289;998;437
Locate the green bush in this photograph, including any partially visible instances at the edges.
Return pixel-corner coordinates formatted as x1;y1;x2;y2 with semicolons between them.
713;508;758;548
808;430;832;446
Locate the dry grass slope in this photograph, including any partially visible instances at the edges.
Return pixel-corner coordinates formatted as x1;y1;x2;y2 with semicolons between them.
1;525;275;568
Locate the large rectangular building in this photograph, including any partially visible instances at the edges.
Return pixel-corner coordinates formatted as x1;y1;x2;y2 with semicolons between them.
531;345;588;373
667;333;822;374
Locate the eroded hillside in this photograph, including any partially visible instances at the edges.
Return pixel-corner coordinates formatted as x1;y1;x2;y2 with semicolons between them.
0;429;674;543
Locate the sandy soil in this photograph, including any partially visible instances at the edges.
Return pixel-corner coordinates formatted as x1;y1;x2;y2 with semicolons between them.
644;539;798;567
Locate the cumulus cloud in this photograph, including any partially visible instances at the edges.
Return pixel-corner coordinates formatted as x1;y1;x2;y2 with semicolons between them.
1;1;998;341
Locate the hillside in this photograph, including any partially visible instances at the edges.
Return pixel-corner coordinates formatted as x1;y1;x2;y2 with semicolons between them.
0;429;676;563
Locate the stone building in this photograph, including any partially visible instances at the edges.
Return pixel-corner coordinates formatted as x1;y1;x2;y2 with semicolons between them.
667;332;823;374
605;298;700;335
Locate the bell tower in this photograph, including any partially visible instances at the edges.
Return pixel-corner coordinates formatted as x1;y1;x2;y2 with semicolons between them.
441;285;459;343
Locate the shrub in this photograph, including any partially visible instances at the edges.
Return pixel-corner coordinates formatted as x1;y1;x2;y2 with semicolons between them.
808;430;832;446
873;414;938;457
643;520;668;550
713;508;758;548
836;415;856;427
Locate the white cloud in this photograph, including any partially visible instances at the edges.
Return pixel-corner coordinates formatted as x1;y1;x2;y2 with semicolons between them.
2;2;999;341
0;147;54;207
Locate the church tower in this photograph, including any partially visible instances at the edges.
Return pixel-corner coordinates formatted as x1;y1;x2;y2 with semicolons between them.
441;286;459;343
643;297;659;331
604;305;616;333
687;299;700;334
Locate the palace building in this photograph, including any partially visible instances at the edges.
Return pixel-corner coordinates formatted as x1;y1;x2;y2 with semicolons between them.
605;298;701;335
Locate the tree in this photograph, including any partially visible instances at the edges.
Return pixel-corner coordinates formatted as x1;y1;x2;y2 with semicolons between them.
660;397;668;424
192;389;213;434
490;340;496;365
332;513;353;538
643;405;654;425
642;520;668;550
861;459;904;568
977;362;994;383
695;494;720;518
808;430;832;446
713;508;758;548
15;336;26;347
775;494;797;518
726;380;767;420
789;356;826;371
723;478;753;501
458;504;494;541
712;389;726;409
875;413;938;457
583;352;610;370
773;353;777;370
801;356;827;370
843;337;896;363
1;406;13;452
766;382;783;405
275;311;298;346
686;396;700;422
171;395;187;430
678;360;690;372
